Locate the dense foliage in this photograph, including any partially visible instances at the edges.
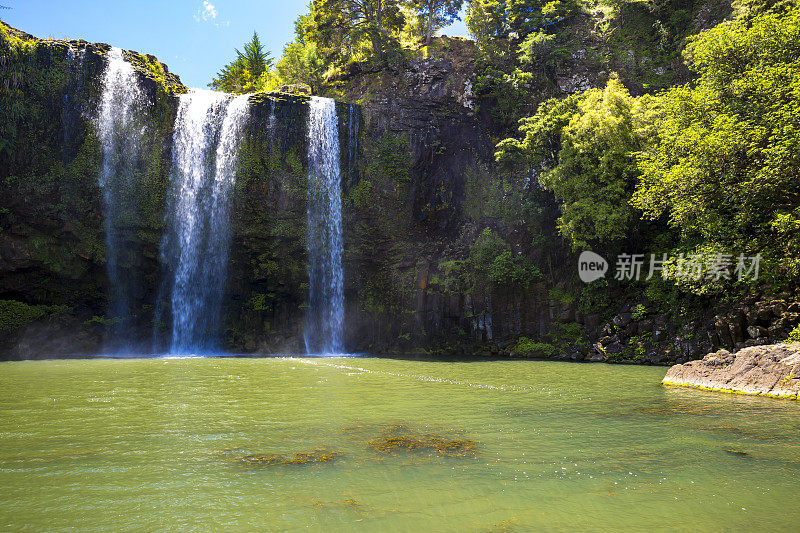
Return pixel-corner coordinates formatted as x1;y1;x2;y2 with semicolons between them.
633;7;800;287
497;78;647;250
465;0;582;126
498;3;800;294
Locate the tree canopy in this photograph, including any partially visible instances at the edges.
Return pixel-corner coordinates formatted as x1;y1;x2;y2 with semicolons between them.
496;4;800;290
409;0;464;44
306;0;407;60
497;78;647;251
465;0;580;45
209;32;275;94
633;7;800;284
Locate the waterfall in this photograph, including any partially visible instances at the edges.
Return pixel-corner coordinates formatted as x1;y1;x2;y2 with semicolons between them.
162;89;249;355
269;99;277;137
305;97;345;355
96;47;146;351
66;44;85;72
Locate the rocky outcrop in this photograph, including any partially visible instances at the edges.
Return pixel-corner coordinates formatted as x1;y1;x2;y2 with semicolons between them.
336;37;488;233
662;343;800;399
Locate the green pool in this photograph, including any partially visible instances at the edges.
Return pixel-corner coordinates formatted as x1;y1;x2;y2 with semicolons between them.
1;357;799;531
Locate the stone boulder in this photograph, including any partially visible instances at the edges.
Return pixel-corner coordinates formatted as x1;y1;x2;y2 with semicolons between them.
278;84;312;96
662;343;800;399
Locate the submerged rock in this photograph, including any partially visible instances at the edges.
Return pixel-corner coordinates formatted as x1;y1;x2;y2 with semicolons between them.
366;425;478;458
724;449;750;457
240;447;342;466
662;343;800;399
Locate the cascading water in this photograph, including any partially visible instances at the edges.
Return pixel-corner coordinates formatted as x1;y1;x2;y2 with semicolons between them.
305;97;345;355
161;89;249;354
96;47;146;351
66;44;86;75
269;99;277;136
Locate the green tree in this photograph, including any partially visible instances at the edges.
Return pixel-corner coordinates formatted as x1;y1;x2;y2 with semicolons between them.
544;78;643;249
506;0;579;40
465;0;579;44
497;78;646;250
311;0;406;60
209;32;274;94
408;0;464;45
632;9;800;282
465;0;506;44
466;0;580;126
495;93;580;171
275;40;327;93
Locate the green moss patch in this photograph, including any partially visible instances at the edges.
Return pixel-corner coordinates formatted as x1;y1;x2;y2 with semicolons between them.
366;425;478;458
0;300;69;332
240;447;343;466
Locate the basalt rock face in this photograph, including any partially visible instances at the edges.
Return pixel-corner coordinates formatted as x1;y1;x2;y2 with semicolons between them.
336;37;485;234
663;343;800;399
333;38;571;353
326;1;734;355
573;294;800;366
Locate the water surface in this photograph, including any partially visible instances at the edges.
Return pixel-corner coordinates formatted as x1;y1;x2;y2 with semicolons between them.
1;358;798;531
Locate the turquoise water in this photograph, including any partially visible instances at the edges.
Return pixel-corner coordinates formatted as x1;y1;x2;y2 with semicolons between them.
1;357;798;531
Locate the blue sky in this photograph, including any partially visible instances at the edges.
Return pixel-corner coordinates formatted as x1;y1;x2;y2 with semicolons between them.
1;1;469;88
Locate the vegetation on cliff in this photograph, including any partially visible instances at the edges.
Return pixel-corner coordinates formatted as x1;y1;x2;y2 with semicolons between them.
497;2;800;297
634;7;800;290
497;77;646;251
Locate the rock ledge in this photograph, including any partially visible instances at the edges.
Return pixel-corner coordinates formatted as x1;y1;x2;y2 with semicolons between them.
663;343;800;399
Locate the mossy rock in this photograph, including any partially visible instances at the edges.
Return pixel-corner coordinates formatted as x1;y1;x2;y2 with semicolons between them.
367;425;478;458
240;447;343;466
0;299;69;332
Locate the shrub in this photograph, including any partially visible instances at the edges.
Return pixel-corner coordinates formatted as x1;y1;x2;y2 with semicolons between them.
514;337;556;358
